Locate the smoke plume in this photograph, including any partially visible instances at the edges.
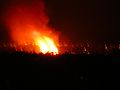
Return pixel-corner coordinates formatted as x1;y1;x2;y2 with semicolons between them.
1;0;59;54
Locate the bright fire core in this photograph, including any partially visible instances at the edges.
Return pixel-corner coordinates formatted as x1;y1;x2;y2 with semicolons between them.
35;34;58;55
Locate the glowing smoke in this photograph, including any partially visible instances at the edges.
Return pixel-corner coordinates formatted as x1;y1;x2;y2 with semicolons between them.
3;0;59;54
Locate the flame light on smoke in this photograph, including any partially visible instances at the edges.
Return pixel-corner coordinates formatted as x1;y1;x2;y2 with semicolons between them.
33;31;58;55
4;0;59;55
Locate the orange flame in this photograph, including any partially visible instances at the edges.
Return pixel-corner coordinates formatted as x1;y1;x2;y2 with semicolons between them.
32;31;58;55
4;1;59;55
35;35;58;55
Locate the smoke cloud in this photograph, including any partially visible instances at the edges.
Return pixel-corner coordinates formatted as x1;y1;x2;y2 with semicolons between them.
1;0;58;46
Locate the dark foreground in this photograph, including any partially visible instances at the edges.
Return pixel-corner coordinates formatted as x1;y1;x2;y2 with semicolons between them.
0;52;119;90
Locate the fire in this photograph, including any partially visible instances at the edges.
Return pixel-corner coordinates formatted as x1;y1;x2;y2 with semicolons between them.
34;33;58;55
3;1;59;55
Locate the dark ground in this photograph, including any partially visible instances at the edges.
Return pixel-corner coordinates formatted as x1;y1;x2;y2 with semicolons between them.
0;51;119;90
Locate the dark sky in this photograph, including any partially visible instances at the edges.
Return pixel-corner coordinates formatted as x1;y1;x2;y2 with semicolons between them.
0;0;118;44
45;0;118;43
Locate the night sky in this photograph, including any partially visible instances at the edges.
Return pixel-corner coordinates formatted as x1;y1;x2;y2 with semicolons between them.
0;0;118;44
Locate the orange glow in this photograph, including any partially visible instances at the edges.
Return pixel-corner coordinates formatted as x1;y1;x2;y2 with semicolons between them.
35;35;58;55
31;30;59;55
4;1;59;55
